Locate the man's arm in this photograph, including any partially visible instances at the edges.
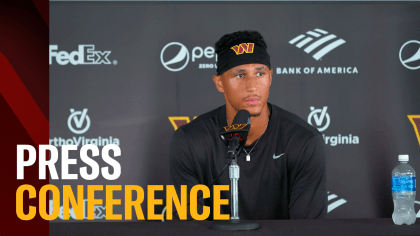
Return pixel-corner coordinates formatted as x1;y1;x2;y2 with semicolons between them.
289;134;327;219
168;128;204;220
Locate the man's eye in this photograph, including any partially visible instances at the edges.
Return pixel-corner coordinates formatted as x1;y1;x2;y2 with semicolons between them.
236;74;244;78
257;72;264;76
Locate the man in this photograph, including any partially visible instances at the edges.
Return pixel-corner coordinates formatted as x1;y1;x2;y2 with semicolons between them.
169;30;327;220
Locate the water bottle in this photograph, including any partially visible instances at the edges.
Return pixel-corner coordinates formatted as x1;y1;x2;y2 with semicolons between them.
392;154;416;225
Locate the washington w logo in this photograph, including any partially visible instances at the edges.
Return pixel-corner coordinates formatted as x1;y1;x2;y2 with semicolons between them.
223;124;249;132
168;116;197;130
231;43;255;55
289;28;346;60
408;115;420;146
328;192;347;213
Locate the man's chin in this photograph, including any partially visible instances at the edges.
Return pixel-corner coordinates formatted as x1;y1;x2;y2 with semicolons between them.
244;105;264;117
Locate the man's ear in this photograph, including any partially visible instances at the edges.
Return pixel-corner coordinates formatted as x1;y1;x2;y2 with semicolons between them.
213;74;225;93
269;68;273;86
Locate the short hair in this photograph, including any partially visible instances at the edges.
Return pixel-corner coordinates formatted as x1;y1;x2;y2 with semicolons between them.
215;30;268;55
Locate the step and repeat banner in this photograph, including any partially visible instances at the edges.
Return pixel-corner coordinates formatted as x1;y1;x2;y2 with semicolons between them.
50;1;420;221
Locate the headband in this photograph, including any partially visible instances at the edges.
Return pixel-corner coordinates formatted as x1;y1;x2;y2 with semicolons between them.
216;41;271;76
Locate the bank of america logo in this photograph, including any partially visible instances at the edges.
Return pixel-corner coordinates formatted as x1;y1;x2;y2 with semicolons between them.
328;192;347;213
289;29;346;60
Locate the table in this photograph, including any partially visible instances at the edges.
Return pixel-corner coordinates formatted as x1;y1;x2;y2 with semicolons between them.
50;218;420;236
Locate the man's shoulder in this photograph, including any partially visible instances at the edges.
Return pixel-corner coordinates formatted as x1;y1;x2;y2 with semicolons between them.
175;105;223;138
271;103;321;138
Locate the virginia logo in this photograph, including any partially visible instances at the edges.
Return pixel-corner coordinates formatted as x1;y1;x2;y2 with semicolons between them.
308;106;359;146
168;116;197;131
408;115;420;146
68;109;90;134
50;108;120;147
289;28;346;60
308;106;330;132
399;40;420;70
231;43;255;55
327;191;347;213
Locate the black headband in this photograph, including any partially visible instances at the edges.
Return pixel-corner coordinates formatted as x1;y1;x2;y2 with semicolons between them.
216;41;271;76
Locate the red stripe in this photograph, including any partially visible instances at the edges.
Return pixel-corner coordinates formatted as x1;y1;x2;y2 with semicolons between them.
0;52;49;145
32;0;49;27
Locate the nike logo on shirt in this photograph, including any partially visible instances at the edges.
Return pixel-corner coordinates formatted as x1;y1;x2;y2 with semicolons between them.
273;153;285;159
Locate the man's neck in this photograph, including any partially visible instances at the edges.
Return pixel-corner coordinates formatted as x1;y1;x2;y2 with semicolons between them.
226;103;270;146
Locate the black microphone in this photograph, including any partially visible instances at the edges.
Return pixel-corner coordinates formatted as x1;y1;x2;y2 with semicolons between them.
211;109;260;230
219;110;251;159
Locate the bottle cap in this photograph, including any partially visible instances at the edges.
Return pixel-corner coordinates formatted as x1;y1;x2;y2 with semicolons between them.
398;154;409;161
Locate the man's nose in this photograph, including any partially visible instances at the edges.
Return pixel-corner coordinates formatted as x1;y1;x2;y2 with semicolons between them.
245;76;258;92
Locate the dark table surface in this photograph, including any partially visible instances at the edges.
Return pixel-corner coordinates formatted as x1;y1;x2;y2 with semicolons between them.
50;218;420;236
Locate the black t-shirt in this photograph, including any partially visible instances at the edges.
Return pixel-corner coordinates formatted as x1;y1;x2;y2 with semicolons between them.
169;103;327;220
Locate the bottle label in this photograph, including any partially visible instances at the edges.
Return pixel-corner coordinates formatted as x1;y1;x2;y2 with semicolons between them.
392;176;416;191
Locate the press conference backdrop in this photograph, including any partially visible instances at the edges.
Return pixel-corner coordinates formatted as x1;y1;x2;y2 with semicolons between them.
49;1;420;221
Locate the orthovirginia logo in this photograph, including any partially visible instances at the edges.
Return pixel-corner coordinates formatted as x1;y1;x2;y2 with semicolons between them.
49;45;116;65
408;115;420;146
160;42;217;72
277;28;358;75
327;191;347;213
308;106;359;146
308;106;330;132
399;40;420;70
49;108;120;147
68;108;90;134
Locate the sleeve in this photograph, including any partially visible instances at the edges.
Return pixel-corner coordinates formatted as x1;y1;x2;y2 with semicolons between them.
289;134;327;219
168;128;204;220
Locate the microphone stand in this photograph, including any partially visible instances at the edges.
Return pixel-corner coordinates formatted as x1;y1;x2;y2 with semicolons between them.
210;137;260;231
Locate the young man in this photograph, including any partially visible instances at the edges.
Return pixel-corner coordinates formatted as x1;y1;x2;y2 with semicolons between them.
169;31;327;220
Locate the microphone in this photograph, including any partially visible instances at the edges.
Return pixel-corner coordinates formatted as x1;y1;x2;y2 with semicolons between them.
211;109;260;230
219;110;251;158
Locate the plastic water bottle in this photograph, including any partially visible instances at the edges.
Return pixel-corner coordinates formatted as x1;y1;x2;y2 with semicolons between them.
392;154;416;225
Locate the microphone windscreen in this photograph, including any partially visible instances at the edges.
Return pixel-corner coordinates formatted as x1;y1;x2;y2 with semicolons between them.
232;109;251;125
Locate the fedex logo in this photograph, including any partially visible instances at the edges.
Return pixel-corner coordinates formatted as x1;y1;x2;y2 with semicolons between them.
231;43;254;55
49;45;113;65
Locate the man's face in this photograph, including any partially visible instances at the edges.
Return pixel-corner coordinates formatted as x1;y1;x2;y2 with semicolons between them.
213;63;273;116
